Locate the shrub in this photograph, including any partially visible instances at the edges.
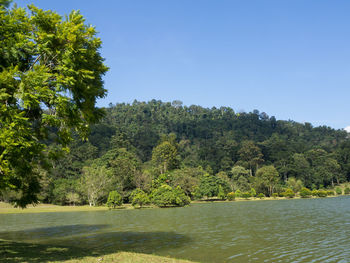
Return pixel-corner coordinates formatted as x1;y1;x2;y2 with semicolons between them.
227;192;235;201
344;187;350;195
106;191;123;209
272;193;279;198
299;187;312;198
282;188;295;198
311;189;319;196
316;190;327;197
250;188;256;197
151;185;190;207
327;190;335;196
130;188;150;208
235;190;241;198
241;192;251;199
257;193;265;199
335;187;342;195
217;185;226;200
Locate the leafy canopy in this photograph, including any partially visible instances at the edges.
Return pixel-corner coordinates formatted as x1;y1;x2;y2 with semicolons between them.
0;3;108;207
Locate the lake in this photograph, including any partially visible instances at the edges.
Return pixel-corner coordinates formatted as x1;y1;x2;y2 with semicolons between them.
1;196;350;262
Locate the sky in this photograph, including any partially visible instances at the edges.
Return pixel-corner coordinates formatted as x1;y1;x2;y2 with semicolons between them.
15;0;350;130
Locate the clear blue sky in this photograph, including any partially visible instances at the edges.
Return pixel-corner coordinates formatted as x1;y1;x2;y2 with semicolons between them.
16;0;350;130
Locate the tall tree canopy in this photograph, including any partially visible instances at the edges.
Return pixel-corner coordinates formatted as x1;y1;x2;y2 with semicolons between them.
0;2;108;206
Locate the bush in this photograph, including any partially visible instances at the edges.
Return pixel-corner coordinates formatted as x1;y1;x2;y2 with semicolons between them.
235;190;241;198
151;185;190;207
217;185;226;200
130;188;150;208
316;190;327;197
241;192;251;199
250;188;256;197
312;189;318;196
299;187;312;198
327;190;335;196
335;187;342;195
257;193;265;199
344;187;350;195
106;191;123;209
227;192;235;201
272;193;279;198
282;188;295;198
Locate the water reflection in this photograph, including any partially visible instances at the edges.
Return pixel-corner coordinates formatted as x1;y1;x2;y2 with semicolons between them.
1;196;350;262
0;225;191;262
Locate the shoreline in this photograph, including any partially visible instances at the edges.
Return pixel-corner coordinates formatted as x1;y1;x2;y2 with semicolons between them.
0;195;346;214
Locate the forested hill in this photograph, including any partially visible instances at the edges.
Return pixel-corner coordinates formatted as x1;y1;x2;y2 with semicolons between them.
18;100;350;205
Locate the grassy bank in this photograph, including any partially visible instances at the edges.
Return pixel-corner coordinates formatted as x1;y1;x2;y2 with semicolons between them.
60;252;196;263
1;193;347;214
0;239;196;263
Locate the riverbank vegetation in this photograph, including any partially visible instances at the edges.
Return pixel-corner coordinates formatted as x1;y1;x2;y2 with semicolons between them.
1;100;350;208
1;2;350;209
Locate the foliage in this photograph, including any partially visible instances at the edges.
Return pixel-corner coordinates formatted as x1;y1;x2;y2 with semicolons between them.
299;187;312;198
152;134;179;174
130;188;150;207
106;191;122;209
326;190;335;196
169;167;203;198
241;192;251;199
272;193;279;198
335;187;342;195
344;187;350;195
227;192;235;201
66;192;80;206
217;185;226;200
0;3;108;207
313;190;327;197
150;184;190;207
250;188;256;197
286;177;303;193
81;165;112;206
282;188;295;198
196;174;230;199
235;189;241;198
230;166;251;191
257;193;265;199
254;166;279;196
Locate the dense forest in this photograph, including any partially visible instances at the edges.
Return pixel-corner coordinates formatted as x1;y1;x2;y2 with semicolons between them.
2;100;350;206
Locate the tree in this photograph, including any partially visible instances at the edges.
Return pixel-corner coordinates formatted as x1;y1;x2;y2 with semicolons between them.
230;166;251;191
286;177;303;193
106;190;122;209
152;136;179;174
282;188;295;198
81;165;112;206
299;187;312;198
66;192;80;206
254;165;280;196
0;3;108;207
150;184;190;207
237;141;264;176
169;168;201;198
130;188;150;208
197;174;230;199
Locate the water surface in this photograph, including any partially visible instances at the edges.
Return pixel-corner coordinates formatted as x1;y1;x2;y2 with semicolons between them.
1;196;350;262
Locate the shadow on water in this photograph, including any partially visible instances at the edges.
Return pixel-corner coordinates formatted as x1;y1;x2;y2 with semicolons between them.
0;224;192;262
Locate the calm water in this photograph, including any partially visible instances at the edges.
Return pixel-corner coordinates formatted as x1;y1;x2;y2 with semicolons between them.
1;196;350;262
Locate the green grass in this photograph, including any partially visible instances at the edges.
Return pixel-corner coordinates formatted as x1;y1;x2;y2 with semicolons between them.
0;239;196;263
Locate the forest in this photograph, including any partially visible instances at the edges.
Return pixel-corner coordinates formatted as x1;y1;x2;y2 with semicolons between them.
2;100;349;206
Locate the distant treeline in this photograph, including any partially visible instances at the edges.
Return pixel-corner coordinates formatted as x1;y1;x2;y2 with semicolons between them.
2;100;349;206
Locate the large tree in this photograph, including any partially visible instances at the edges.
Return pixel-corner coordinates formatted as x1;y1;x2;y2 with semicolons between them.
0;3;108;206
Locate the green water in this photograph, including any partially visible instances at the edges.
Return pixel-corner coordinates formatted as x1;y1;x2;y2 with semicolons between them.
1;196;350;262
